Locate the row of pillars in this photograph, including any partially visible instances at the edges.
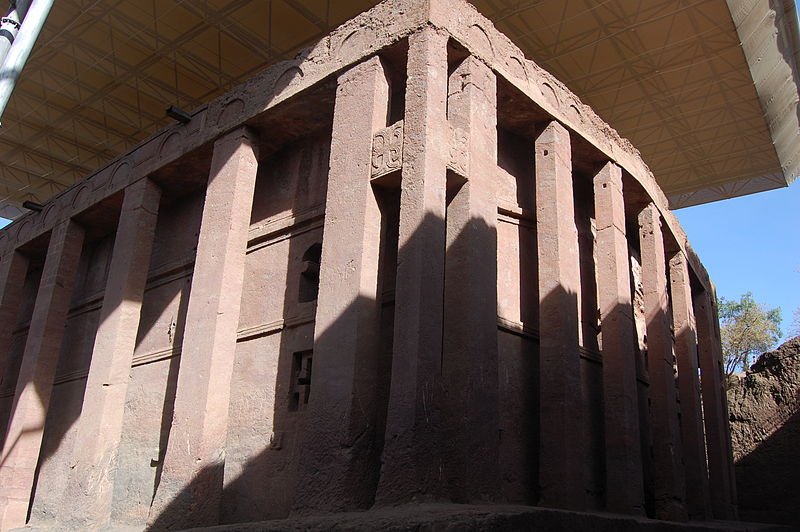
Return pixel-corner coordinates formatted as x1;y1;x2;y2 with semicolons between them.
294;25;738;521
0;125;259;530
0;26;736;530
534;72;736;522
538;67;735;523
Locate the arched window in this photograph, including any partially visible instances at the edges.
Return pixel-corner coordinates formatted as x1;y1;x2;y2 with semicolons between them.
299;243;322;302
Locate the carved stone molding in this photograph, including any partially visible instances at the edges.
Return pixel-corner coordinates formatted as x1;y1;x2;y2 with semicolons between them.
447;125;468;177
371;120;404;179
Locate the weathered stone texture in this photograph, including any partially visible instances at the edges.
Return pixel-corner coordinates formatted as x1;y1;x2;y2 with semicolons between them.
594;162;644;515
535;120;584;510
728;337;800;527
442;56;500;503
0;1;734;530
64;178;162;528
638;204;687;521
147;127;259;530
0;220;85;531
668;252;711;520
695;289;737;520
0;252;28;384
377;25;450;505
294;55;390;513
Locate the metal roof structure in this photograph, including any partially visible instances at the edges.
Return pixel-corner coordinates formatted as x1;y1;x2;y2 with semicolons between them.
0;0;798;219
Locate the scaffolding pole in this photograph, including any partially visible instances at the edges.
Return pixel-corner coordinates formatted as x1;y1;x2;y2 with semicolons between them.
0;1;31;66
0;0;52;124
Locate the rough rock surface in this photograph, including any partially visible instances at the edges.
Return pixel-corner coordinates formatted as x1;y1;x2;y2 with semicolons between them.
728;337;800;527
184;503;786;532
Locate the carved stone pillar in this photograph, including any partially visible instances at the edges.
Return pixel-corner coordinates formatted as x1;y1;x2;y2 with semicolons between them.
0;219;85;531
293;55;390;512
441;55;499;502
147;127;258;530
638;203;687;520
64;178;161;528
377;26;449;504
593;162;644;514
694;287;737;519
0;250;28;386
669;251;711;519
535;120;584;510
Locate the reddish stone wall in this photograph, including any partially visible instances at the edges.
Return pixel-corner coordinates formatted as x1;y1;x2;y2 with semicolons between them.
0;1;736;530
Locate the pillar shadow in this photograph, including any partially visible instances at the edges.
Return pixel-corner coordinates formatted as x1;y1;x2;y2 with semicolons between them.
216;133;332;525
0;257;43;449
144;208;505;529
1;198;716;528
0;50;320;529
497;127;539;506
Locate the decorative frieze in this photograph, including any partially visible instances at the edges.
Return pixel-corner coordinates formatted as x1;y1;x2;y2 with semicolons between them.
370;122;479;180
371;120;404;179
447;125;469;176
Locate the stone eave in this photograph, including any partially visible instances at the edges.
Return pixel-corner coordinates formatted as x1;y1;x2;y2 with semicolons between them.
0;0;715;292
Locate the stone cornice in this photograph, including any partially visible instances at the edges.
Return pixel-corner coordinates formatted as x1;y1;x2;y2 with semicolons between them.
0;0;714;291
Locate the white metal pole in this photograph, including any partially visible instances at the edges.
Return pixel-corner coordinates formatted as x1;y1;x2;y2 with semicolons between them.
0;0;53;124
0;1;31;66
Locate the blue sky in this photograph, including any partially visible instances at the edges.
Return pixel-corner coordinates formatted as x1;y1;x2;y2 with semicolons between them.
1;181;797;338
674;182;800;341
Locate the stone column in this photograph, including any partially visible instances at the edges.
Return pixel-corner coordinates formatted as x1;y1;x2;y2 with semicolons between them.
0;219;84;531
713;297;738;518
64;178;161;527
442;56;499;502
637;203;687;520
0;250;28;384
694;287;736;519
147;127;258;530
593;162;644;514
669;251;711;519
377;26;449;504
293;56;389;512
535;120;584;510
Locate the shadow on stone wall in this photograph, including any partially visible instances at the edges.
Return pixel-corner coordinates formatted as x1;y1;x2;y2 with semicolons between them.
0;196;198;527
145;210;507;530
141;193;664;530
0;187;692;531
735;410;800;527
730;337;800;527
1;141;689;529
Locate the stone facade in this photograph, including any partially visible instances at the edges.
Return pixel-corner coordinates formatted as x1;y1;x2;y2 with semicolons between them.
0;0;737;530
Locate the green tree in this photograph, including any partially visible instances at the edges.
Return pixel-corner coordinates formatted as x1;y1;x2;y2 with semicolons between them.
719;292;781;381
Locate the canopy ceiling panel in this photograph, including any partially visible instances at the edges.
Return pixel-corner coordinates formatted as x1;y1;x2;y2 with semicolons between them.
0;0;797;218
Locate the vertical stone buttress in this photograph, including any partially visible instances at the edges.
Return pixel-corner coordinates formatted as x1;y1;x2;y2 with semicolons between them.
714;297;738;518
0;250;28;387
593;162;644;514
535;120;584;510
669;251;711;519
377;26;449;503
0;220;85;531
147;127;258;530
442;56;499;502
638;203;687;520
714;296;738;518
694;288;737;519
293;55;390;512
64;178;161;527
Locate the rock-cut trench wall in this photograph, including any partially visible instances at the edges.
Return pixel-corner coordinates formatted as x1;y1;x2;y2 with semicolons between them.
727;336;800;526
